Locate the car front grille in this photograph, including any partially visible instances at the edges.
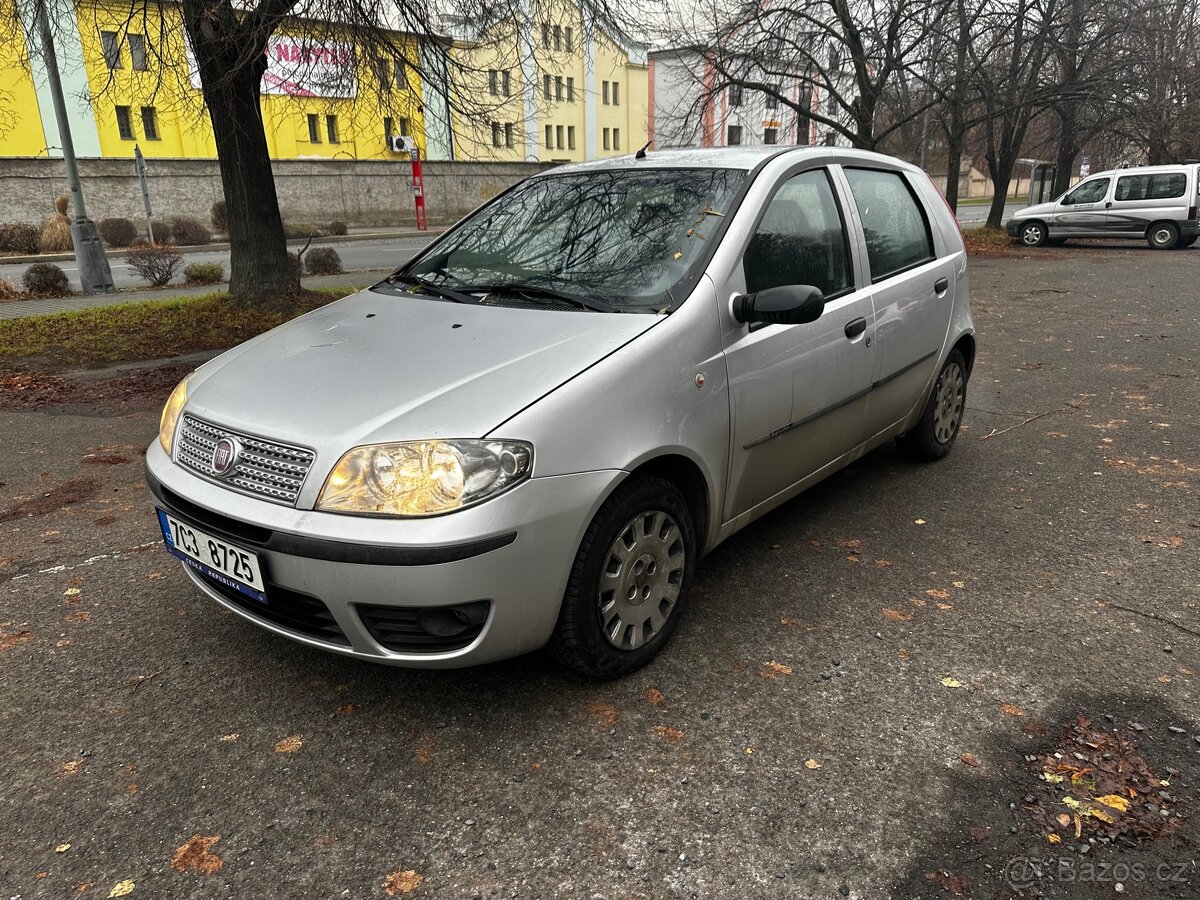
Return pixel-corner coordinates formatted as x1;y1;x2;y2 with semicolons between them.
176;415;315;505
192;569;350;646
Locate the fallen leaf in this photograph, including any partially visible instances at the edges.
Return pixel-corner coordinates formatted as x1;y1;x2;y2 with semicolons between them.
941;677;963;689
218;733;239;742
652;725;684;742
936;603;954;610
274;735;303;753
0;630;33;651
644;688;665;706
808;539;822;547
745;747;754;754
108;881;135;897
952;580;966;589
846;554;860;563
61;758;85;776
1047;833;1061;844
839;539;861;550
803;758;822;769
1042;772;1064;784
586;700;619;729
883;607;914;622
924;870;968;895
55;843;71;853
874;559;892;568
914;518;926;525
170;835;223;875
779;616;802;626
1096;794;1130;813
1091;807;1115;824
960;753;979;768
336;703;359;714
761;661;793;678
1062;796;1083;811
925;588;951;601
383;869;424;895
769;543;781;550
897;648;910;660
1180;666;1196;676
64;611;91;624
1056;813;1071;827
64;588;81;597
1000;703;1024;717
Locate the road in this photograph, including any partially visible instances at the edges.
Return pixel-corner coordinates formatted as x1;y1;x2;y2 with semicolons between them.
954;201;1023;226
2;247;1198;899
0;236;436;293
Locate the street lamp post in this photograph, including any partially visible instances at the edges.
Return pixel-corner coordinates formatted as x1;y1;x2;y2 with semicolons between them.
33;0;114;294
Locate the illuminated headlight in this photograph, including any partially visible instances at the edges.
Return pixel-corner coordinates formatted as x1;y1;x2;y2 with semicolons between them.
317;440;533;517
159;376;190;455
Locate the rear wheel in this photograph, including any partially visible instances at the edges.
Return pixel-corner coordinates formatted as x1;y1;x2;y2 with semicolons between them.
1019;221;1048;247
550;475;696;679
897;350;968;462
1147;222;1179;250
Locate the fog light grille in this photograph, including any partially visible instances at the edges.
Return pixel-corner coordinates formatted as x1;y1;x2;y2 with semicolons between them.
357;601;490;653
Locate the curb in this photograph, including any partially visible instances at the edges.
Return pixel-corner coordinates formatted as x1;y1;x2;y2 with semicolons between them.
0;227;448;265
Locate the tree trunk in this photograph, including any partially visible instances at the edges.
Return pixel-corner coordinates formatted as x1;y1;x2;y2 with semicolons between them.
1052;106;1078;196
184;6;294;303
944;131;964;211
984;147;1016;230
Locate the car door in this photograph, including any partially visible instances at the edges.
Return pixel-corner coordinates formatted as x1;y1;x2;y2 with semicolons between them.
1109;171;1188;236
1053;176;1112;236
720;166;875;521
838;166;957;441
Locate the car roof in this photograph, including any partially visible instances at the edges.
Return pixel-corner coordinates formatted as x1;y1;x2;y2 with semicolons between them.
1087;163;1196;178
547;145;918;174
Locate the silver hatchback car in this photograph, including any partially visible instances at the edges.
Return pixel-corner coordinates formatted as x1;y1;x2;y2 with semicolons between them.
146;147;975;678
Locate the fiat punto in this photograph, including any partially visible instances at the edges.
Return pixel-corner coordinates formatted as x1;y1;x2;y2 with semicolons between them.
146;146;975;678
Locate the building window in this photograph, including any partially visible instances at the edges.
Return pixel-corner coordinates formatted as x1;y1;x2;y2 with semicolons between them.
602;81;609;105
542;23;551;48
555;75;563;101
568;125;575;150
307;113;321;143
543;74;551;101
374;57;389;91
603;127;610;150
566;77;574;102
613;127;620;150
764;127;778;145
115;105;134;140
504;122;514;148
101;31;122;69
612;82;620;105
502;70;511;96
765;88;779;110
393;59;405;87
384;116;394;140
727;124;742;145
398;116;410;136
730;84;742;107
553;25;562;50
565;27;573;52
129;34;147;71
556;124;563;149
492;122;502;147
326;114;339;143
545;124;553;149
488;69;498;95
140;106;158;140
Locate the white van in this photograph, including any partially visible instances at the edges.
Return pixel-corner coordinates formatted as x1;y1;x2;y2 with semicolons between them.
1006;164;1200;249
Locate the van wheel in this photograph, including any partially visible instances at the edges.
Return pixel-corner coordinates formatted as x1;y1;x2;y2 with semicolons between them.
1019;221;1047;246
1147;223;1179;250
897;350;967;462
550;475;695;679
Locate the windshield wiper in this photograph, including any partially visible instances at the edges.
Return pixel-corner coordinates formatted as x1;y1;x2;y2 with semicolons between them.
462;283;618;313
386;273;482;305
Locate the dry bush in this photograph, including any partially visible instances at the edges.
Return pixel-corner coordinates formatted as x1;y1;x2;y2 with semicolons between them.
184;262;224;285
168;216;211;246
126;243;183;287
0;277;19;300
305;246;343;275
210;200;227;232
22;262;70;295
39;194;73;253
98;217;138;247
0;223;40;255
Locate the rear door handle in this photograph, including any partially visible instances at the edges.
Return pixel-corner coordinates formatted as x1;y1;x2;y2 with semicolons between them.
934;277;949;295
844;317;867;339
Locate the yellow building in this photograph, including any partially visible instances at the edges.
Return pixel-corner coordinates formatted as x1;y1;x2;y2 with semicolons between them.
0;0;450;161
445;0;649;163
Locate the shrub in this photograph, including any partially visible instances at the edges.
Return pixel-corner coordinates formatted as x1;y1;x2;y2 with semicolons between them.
150;218;173;244
210;199;227;232
284;221;323;239
326;220;348;236
126;243;183;287
305;246;343;275
184;262;224;285
168;215;211;246
0;223;41;255
98;217;137;247
23;262;70;295
39;193;73;253
0;277;19;300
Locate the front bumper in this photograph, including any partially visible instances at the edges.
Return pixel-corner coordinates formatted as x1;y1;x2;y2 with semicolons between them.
145;441;623;667
1005;219;1022;237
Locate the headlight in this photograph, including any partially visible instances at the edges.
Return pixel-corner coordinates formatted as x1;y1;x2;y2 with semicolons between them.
317;439;532;517
159;376;189;455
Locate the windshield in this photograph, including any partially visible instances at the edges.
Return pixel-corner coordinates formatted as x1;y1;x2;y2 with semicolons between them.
400;168;747;312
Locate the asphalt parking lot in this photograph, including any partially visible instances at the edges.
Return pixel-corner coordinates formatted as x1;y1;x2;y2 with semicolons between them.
1;242;1197;899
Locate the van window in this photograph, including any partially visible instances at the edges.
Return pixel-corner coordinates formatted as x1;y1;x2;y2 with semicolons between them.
843;168;934;281
1115;173;1187;201
1062;178;1109;205
743;169;851;296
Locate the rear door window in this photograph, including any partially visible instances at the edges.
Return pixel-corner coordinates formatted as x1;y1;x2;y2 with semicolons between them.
842;168;934;281
1116;173;1187;201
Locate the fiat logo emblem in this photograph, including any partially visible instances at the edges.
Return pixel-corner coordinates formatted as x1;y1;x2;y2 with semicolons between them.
211;437;240;476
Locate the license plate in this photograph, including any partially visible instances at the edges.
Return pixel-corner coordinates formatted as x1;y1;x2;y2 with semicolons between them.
157;509;267;603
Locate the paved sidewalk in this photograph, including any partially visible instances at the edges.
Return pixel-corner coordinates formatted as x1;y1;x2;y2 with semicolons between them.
0;268;393;320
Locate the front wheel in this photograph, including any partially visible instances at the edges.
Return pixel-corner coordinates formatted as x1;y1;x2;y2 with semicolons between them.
1019;221;1047;247
897;350;968;462
550;475;696;679
1147;222;1179;250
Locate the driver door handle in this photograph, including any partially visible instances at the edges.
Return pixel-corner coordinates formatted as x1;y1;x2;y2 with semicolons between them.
934;277;949;295
844;317;867;339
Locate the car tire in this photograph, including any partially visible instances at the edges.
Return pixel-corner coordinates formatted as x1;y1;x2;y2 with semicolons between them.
897;349;968;462
1019;221;1048;247
1147;222;1179;250
550;475;696;679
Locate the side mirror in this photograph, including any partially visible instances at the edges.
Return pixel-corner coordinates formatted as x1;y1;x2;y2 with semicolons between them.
733;284;825;326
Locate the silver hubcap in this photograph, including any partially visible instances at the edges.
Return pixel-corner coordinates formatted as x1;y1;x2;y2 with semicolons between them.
1153;228;1172;245
599;510;685;650
933;362;964;444
1021;225;1042;245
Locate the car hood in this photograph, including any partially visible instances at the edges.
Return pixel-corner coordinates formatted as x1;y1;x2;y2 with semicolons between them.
185;287;660;459
1010;200;1056;220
